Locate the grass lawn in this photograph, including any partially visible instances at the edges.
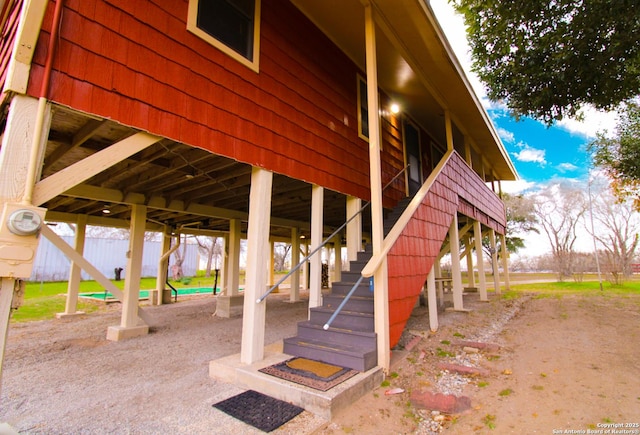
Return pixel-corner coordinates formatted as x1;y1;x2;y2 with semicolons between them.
10;273;640;323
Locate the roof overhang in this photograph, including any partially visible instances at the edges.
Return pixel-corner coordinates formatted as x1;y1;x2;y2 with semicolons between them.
290;0;518;181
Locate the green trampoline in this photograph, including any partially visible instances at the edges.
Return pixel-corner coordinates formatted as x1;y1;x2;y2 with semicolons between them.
79;287;222;301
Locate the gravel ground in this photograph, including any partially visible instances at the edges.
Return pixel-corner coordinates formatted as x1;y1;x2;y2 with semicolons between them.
0;292;327;434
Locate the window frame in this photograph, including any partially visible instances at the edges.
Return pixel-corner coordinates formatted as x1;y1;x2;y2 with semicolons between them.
187;0;261;73
357;75;370;142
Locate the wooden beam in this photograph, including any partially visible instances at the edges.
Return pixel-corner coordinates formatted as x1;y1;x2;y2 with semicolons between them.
40;225;151;324
43;119;107;171
32;132;162;206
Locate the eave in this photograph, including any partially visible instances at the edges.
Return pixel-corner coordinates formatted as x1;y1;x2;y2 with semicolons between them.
290;0;518;181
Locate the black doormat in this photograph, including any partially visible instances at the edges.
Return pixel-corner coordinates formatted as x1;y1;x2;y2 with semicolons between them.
212;390;304;432
259;357;358;391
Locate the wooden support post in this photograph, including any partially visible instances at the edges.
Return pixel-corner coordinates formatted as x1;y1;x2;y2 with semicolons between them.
449;214;465;310
426;267;438;332
107;204;149;341
58;214;88;317
309;185;324;309
289;227;301;302
345;196;362;270
490;229;500;295
465;236;475;288
334;235;342;282
227;219;241;296
364;3;390;371
0;95;51;399
269;240;275;291
474;220;488;301
501;233;510;291
215;218;243;318
240;167;272;364
154;226;172;305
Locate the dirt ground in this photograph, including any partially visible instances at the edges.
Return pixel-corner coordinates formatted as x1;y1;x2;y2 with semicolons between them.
319;291;640;435
0;289;639;434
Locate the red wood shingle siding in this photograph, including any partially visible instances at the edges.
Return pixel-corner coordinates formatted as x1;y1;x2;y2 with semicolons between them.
386;151;505;347
0;0;22;91
26;0;406;202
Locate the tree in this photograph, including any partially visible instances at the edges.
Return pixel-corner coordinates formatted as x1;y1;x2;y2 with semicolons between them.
590;100;640;210
195;236;222;277
534;182;588;280
503;193;539;253
451;0;640;123
587;190;640;284
482;193;538;263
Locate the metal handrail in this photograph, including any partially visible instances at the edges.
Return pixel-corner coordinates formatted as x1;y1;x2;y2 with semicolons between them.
325;152;455;329
323;275;366;330
256;164;409;304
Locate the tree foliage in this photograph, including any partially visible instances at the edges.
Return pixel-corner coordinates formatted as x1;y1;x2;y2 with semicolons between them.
589;101;640;210
451;0;640;123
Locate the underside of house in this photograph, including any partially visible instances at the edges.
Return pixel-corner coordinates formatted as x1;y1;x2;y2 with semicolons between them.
0;0;517;417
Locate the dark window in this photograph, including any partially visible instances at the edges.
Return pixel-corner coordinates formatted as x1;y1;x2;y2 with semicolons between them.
359;78;369;139
196;0;255;60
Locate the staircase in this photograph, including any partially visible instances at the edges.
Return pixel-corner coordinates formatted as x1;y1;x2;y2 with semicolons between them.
283;198;412;372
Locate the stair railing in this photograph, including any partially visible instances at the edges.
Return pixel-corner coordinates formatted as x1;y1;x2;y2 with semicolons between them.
256;164;409;304
322;150;455;330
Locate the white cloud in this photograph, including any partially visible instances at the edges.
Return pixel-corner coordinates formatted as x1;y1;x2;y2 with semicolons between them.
557;105;619;139
512;143;546;165
497;127;515;143
500;179;539;194
556;162;578;172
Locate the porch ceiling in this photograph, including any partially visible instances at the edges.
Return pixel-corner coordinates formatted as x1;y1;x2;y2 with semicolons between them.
39;105;354;240
291;0;518;181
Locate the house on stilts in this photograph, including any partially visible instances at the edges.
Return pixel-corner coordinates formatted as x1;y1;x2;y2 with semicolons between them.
0;0;517;419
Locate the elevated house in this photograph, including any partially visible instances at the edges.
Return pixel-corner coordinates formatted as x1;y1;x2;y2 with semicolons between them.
0;0;516;415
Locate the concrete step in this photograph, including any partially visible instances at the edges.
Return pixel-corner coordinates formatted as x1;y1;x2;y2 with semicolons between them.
209;346;384;420
282;337;377;372
309;306;374;331
295;320;377;348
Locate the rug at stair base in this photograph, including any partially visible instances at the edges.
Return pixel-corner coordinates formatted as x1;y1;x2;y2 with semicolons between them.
259;357;358;391
212;390;304;432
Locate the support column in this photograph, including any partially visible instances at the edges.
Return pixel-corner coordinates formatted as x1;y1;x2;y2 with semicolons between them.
474;220;488;301
240;167;272;364
364;3;390;371
426;267;438;332
500;233;510;291
489;229;501;295
57;214;88;318
334;235;342;282
0;95;51;397
345;196;362;269
301;242;309;290
289;227;301;302
216;219;243;317
465;236;476;289
309;185;324;309
444;110;454;151
448;214;465;311
154;226;172;305
107;204;149;341
269;240;276;291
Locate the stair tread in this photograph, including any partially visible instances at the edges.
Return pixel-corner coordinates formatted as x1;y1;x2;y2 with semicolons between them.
310;306;373;317
284;336;376;355
298;320;376;337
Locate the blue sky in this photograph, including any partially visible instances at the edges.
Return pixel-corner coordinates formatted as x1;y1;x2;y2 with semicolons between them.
490;108;592;186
